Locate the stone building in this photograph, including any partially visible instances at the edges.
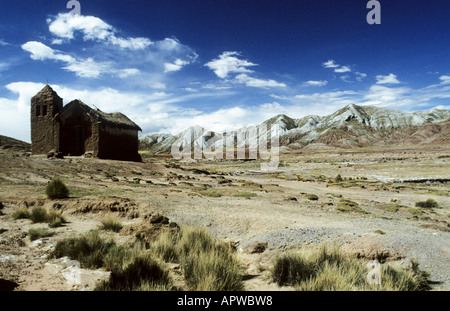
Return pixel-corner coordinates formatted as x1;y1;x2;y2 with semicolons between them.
31;84;142;161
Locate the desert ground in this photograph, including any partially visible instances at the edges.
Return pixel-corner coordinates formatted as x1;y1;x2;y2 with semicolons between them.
0;145;449;291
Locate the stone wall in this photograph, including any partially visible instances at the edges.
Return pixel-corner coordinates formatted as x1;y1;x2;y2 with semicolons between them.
98;126;140;161
30;86;63;155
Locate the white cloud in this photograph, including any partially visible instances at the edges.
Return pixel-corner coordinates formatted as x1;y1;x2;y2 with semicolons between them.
234;74;286;88
340;75;351;83
375;73;401;85
2;73;449;144
334;66;351;73
0;82;46;142
363;85;412;106
48;13;152;50
164;58;190;73
322;60;339;68
355;72;367;82
22;41;75;63
202;84;232;90
22;41;140;78
439;75;450;85
0;39;10;46
304;80;328;87
205;51;257;79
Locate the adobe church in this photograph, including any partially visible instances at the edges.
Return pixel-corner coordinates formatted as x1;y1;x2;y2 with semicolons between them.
30;84;142;161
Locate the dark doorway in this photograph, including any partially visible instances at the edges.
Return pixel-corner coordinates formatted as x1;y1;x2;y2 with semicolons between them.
73;127;85;156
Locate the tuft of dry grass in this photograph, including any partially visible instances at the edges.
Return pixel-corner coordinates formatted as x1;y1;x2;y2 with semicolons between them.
271;243;431;291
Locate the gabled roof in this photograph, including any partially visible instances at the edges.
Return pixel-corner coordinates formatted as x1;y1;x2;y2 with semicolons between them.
61;100;142;131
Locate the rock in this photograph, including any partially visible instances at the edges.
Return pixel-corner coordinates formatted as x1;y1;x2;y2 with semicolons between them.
150;214;169;224
83;152;94;158
47;150;64;159
249;242;268;254
284;196;297;201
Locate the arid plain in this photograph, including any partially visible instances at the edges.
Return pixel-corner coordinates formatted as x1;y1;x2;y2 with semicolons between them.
0;144;449;291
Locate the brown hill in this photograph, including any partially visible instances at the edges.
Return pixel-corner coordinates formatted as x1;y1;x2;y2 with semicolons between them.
0;135;31;152
310;120;450;149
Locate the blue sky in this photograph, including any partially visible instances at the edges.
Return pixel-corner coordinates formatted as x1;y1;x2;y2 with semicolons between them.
1;0;449;142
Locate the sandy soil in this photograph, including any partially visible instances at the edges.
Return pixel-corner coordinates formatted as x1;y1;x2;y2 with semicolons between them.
0;146;449;291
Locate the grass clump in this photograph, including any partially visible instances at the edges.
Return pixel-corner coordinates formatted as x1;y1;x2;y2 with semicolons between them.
99;218;123;233
178;227;244;291
96;244;173;291
336;199;367;213
50;230;115;269
30;206;49;223
407;207;423;216
271;244;431;291
46;177;69;199
305;194;319;201
151;229;180;262
28;227;55;241
12;207;30;220
335;174;344;182
51;230;174;291
150;226;244;291
415;199;439;209
27;207;66;227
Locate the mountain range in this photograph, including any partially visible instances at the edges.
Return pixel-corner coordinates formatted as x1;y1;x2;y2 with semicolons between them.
139;104;450;154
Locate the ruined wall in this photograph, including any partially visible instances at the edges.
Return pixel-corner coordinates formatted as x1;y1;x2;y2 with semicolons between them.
98;126;140;161
30;87;63;154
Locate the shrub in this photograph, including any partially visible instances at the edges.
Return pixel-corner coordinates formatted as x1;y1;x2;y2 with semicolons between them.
271;244;431;291
177;227;244;291
151;229;180;262
51;230;175;291
28;228;55;241
30;206;49;223
47;210;66;228
335;174;344;182
337;199;366;213
12;207;30;220
95;254;172;291
46;177;69;199
305;194;319;201
415;199;439;209
50;230;115;269
99;218;123;233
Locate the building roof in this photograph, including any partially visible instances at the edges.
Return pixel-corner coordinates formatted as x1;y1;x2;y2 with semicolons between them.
32;84;62;101
63;99;142;131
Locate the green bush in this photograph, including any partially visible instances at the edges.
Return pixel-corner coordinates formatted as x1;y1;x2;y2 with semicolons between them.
178;227;244;291
415;199;439;209
50;230;115;269
46;177;69;199
99;218;123;233
12;207;30;220
28;228;55;241
335;174;344;182
30;206;49;223
95;254;172;291
271;244;431;291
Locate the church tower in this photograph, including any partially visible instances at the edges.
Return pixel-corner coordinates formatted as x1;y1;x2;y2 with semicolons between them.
30;84;63;154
